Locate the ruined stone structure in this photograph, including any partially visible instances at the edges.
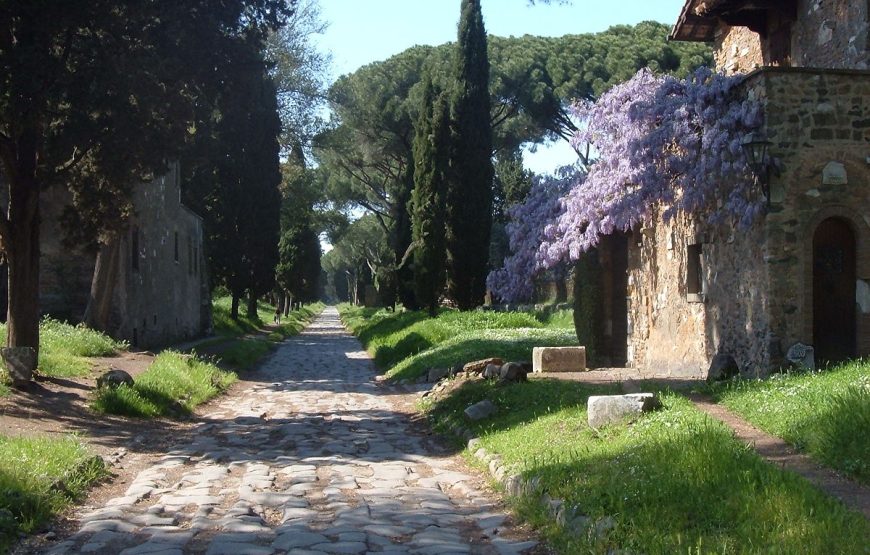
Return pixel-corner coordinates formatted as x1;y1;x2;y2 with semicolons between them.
588;0;870;377
37;163;211;348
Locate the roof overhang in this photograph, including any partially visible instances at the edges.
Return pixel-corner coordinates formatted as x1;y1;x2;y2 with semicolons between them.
670;0;792;42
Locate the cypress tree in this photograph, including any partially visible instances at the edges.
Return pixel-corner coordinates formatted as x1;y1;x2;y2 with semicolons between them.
411;75;450;316
446;0;494;310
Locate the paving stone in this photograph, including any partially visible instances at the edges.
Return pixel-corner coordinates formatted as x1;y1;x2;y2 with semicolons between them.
39;309;539;555
310;541;368;554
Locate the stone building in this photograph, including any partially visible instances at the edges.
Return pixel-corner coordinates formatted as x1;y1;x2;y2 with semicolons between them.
585;0;870;377
36;162;211;349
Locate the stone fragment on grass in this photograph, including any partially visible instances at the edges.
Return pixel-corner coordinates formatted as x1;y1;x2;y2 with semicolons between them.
482;364;500;379
97;368;135;389
463;358;504;374
498;362;530;383
532;346;586;373
426;367;450;383
1;346;36;386
464;399;497;421
587;393;661;428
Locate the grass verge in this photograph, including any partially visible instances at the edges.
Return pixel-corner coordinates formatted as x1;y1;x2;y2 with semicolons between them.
0;318;125;382
0;435;106;551
339;305;576;380
706;359;870;484
424;378;870;553
92;351;236;418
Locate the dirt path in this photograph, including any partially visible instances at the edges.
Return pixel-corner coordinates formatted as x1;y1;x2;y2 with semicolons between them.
24;308;542;555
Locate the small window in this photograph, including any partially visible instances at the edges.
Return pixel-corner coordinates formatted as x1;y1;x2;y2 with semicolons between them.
131;226;140;272
174;231;179;263
687;243;704;302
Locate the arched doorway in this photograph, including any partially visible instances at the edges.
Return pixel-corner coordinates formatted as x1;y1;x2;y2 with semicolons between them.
813;217;857;363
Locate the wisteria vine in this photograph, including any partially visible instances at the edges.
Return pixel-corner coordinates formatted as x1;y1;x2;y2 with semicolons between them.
489;67;763;302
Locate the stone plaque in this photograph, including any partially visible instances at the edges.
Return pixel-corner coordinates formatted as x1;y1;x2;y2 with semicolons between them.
822;161;847;185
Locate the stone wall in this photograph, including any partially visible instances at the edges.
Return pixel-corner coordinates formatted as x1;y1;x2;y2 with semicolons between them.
625;212;772;378
109;163;210;348
748;67;870;360
792;0;869;70
712;0;869;73
714;25;763;74
39;188;95;321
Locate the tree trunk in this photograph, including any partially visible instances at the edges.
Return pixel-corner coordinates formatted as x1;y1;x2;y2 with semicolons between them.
83;234;121;331
5;176;41;378
231;294;241;320
554;278;568;303
285;293;293;316
246;293;258;319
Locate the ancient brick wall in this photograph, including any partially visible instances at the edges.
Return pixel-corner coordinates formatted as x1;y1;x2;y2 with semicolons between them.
714;25;763;74
626;212;772;378
791;0;869;70
110;162;209;348
712;0;869;74
749;67;870;361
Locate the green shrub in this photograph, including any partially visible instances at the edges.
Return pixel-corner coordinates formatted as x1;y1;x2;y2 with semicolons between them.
217;339;273;368
92;351;236;418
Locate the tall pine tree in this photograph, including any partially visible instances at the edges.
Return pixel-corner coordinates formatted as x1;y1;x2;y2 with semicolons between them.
411;75;450;316
446;0;494;310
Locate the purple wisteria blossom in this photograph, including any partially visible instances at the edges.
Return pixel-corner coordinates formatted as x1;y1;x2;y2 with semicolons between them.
538;67;762;268
487;166;580;302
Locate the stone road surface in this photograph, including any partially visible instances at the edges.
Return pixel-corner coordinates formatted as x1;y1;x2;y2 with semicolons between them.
43;308;539;555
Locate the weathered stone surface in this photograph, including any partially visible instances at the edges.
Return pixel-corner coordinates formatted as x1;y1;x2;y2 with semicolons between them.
482;364;500;379
498;362;529;383
532;346;586;373
464;399;497;421
786;342;815;370
97;368;135;389
587;393;661;428
707;353;740;381
462;357;503;374
1;346;36;385
822;161;847;185
426;367;450;383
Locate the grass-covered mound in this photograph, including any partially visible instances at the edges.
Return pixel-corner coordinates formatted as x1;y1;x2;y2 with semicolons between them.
339;304;576;380
0;435;106;551
92;351;236;418
425;378;870;553
707;359;870;484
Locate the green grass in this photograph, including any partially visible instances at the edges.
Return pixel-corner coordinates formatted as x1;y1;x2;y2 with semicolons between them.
425;379;870;553
92;351;236;418
706;359;870;484
215;338;274;368
0;318;125;381
339;305;576;380
0;434;106;551
212;296;323;337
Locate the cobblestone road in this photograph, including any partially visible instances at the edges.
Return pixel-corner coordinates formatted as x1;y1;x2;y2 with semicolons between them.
44;308;538;555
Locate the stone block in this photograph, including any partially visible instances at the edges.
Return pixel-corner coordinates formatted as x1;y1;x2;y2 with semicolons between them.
587;393;661;428
97;368;135;389
1;346;36;386
464;399;497;421
426;367;450;383
463;357;503;374
532;346;586;373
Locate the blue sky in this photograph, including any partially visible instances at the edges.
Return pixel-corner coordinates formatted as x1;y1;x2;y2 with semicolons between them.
314;0;687;172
